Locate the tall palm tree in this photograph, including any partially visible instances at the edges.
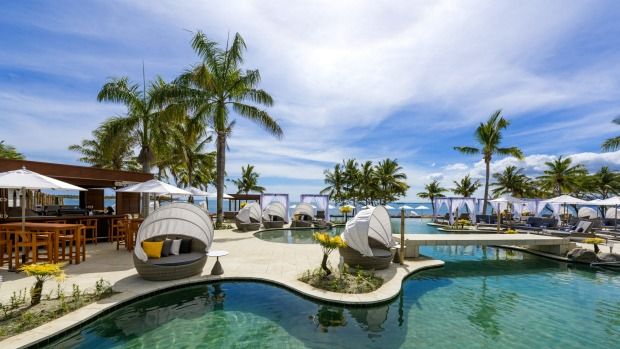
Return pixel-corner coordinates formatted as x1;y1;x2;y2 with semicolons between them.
452;174;481;197
491;166;531;198
97;76;181;215
229;164;265;194
167;32;282;226
454;110;524;214
417;180;447;220
69;118;139;171
601;116;620;151
320;164;345;205
374;158;409;204
537;156;587;196
0;140;24;160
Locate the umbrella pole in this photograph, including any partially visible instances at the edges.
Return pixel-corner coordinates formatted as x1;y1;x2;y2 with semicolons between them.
496;206;500;233
21;187;25;234
615;204;618;231
400;207;405;265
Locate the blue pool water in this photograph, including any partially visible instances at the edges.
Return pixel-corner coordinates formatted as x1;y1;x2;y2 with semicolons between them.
47;222;620;349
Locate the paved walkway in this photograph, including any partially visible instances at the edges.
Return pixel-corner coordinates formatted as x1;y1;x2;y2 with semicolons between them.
0;227;443;348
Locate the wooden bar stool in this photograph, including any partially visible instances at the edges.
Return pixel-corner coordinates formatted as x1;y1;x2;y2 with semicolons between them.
13;231;53;269
115;219;129;250
80;219;98;244
57;229;75;263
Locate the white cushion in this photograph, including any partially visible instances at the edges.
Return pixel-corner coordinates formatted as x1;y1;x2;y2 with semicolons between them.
170;239;182;255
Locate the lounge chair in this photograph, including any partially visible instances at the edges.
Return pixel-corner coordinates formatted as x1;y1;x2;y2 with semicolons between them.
133;203;214;281
340;206;396;270
262;201;287;229
291;203;315;228
235;202;262;231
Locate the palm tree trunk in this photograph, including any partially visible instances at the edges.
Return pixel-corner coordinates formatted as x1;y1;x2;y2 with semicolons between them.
141;154;150;217
483;160;490;215
216;133;226;227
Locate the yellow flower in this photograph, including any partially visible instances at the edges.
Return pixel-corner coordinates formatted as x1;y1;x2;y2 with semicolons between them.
584;238;605;245
19;262;66;281
313;232;347;249
504;229;518;234
339;206;353;214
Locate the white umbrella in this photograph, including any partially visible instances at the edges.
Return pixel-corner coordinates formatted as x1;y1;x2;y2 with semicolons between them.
0;167;86;233
118;179;192;195
117;179;191;216
384;204;396;210
206;192;234;199
328;204;336;209
400;204;414;210
185;187;209;196
289;204;297;209
543;195;587;226
414;205;430;210
600;196;620;230
361;204;374;209
489;196;524;232
410;210;419;216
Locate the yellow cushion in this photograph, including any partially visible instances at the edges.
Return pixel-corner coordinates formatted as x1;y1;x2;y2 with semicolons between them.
142;241;164;259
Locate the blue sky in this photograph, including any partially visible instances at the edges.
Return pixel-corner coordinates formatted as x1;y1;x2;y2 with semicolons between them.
1;1;620;200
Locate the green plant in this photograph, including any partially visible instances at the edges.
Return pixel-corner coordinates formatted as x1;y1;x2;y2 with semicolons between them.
72;284;81;304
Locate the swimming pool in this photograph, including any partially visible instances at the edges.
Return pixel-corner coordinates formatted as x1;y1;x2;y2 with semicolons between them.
254;218;437;244
46;244;620;348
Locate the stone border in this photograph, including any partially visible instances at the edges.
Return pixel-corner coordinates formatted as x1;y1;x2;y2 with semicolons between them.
2;259;444;349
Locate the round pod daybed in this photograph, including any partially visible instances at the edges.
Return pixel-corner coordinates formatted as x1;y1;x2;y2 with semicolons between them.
291;203;315;228
133;203;214;281
340;206;396;270
262;201;287;229
235;202;262;231
578;207;600;219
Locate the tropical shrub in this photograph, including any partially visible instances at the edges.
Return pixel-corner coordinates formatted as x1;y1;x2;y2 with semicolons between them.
313;232;346;276
19;263;65;305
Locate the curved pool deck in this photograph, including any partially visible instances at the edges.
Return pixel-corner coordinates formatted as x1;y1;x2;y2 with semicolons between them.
0;226;443;348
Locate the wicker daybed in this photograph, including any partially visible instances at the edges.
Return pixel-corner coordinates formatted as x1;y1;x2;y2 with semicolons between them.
291;203;315;228
133;203;214;281
339;205;396;270
235;202;262;231
262;201;287;229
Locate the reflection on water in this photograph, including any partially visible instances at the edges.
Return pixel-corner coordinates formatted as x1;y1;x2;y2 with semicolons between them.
48;245;620;349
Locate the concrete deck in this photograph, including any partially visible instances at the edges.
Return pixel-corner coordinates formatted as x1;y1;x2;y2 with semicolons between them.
0;227;443;348
396;233;573;257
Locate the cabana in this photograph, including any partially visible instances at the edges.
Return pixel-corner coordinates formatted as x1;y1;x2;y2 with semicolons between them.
432;197;477;225
262;201;288;229
578;207;601;219
133;203;214;281
291;202;315;228
261;193;289;228
339;206;396;270
300;194;330;220
235;202;262;231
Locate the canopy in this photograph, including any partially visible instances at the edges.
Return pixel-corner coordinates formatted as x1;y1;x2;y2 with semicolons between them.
262;201;287;222
400;204;413;210
261;193;289;222
341;206;396;256
300;194;330;220
600;196;620;206
605;207;620;219
0;167;85;191
293;202;315;219
118;179;192;195
578;207;600;218
414;205;429;210
134;203;214;262
236;202;262;223
433;197;477;224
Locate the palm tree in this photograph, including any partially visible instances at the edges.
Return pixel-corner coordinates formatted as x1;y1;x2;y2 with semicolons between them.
590;166;620;199
229;164;265;194
97;76;181;215
168;118;216;189
491;166;531;198
454;110;524;214
601;116;620;151
374;159;409;204
537;156;587;196
358;160;377;205
0;140;24;160
168;32;282;226
417;180;447;220
452;174;481;197
69;118;139;170
320;164;345;205
341;159;360;205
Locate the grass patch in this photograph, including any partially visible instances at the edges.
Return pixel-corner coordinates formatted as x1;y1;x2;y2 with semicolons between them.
299;266;383;294
0;279;115;340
